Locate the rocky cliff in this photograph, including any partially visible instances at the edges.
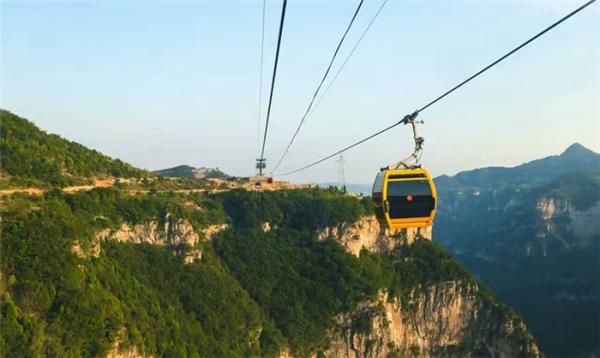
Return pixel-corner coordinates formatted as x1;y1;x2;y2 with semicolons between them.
319;216;432;257
69;208;541;358
316;215;540;358
536;197;600;251
326;286;538;358
71;215;228;264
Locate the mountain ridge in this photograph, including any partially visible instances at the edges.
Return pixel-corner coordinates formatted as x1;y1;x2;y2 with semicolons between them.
154;165;228;179
435;143;600;190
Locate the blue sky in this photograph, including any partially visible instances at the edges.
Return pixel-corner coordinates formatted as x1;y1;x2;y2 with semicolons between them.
1;0;598;183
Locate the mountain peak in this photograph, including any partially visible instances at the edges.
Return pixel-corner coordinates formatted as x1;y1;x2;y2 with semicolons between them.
561;143;596;158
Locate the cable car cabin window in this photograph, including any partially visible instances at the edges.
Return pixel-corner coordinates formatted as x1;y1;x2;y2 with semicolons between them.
372;173;384;195
386;180;434;219
372;173;385;220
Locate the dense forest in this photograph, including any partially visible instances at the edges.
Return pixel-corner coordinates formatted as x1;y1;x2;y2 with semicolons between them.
0;112;536;356
0;110;146;188
1;187;522;357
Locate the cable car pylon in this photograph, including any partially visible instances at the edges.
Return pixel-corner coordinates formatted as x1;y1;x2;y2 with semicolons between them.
337;153;347;193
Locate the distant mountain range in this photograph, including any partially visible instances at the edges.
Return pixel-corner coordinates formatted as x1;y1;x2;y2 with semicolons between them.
434;143;600;356
435;143;600;190
336;143;600;194
155;165;228;179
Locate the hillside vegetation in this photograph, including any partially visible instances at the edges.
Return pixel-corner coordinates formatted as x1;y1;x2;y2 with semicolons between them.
0;110;146;188
0;111;538;357
0;187;527;357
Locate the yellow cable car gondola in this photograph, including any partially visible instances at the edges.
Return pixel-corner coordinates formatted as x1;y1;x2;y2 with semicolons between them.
372;113;437;229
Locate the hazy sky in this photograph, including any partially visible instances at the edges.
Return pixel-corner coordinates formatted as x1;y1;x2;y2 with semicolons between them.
2;0;598;184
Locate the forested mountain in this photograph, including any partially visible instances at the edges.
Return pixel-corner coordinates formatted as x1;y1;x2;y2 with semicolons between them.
0;111;541;357
155;165;228;179
435;143;600;190
0;110;146;188
435;144;600;356
1;187;539;357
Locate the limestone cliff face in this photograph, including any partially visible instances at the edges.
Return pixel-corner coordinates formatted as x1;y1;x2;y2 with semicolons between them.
318;216;432;257
325;285;539;358
97;218;199;246
72;216;228;263
105;331;149;358
316;215;541;358
536;197;600;247
106;343;146;358
94;218;201;263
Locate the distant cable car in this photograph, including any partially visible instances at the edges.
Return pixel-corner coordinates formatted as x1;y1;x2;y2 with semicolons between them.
372;113;437;229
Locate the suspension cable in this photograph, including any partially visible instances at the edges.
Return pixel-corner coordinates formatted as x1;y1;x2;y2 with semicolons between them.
275;0;596;176
259;0;288;166
271;0;365;173
256;0;267;157
307;0;389;120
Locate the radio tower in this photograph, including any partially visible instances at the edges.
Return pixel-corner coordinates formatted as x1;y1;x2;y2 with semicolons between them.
337;153;346;193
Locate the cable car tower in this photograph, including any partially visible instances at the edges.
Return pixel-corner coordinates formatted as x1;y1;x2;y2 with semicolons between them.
256;158;267;176
251;158;273;190
337;153;346;193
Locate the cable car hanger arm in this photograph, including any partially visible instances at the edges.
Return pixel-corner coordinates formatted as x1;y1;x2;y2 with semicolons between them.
378;111;425;171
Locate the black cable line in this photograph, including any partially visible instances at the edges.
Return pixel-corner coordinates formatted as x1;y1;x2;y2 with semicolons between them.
276;0;596;176
271;0;365;173
417;0;596;113
280;120;403;176
307;0;389;119
260;0;288;164
256;0;267;157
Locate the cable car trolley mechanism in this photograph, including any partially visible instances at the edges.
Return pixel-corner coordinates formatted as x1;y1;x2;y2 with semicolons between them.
371;112;437;229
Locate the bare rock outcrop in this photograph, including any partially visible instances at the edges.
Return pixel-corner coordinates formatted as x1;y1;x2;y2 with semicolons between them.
537;197;600;243
72;216;221;264
72;218;229;262
315;215;541;357
97;218;199;246
318;216;432;256
97;218;201;263
326;286;540;358
203;223;229;240
106;330;149;358
106;345;146;358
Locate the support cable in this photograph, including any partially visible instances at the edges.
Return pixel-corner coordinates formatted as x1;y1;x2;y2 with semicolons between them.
308;0;389;119
275;0;596;176
271;0;365;173
259;0;288;172
256;0;267;156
